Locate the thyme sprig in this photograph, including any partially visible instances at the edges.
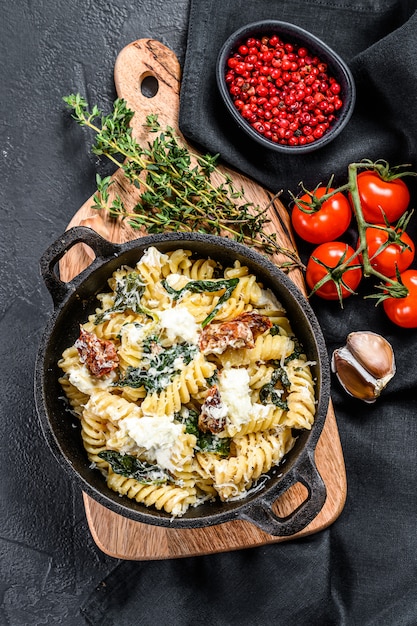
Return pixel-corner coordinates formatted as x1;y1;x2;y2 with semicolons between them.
63;94;302;270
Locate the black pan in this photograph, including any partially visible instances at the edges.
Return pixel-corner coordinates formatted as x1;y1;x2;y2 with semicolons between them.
35;227;330;536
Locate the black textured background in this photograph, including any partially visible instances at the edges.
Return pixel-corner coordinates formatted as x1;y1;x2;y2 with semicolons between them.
1;1;417;625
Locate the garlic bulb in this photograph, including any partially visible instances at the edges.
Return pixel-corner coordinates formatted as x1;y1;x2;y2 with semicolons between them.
331;331;395;403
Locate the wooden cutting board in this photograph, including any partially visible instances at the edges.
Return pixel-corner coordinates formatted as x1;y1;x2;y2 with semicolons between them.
60;39;346;560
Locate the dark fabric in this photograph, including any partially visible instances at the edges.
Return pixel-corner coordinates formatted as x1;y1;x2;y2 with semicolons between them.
83;3;417;625
2;0;417;624
168;2;417;625
180;0;417;197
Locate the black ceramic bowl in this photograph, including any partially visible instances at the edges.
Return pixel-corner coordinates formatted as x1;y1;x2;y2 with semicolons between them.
216;20;356;153
35;228;330;536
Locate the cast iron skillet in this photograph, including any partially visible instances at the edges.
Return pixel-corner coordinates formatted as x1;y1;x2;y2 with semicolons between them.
35;227;330;536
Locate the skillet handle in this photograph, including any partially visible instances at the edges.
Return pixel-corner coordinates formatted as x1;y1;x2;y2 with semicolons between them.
39;226;119;308
238;450;326;537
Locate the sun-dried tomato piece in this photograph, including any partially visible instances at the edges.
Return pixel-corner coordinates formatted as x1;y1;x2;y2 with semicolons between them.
198;385;227;434
199;312;272;355
75;326;119;377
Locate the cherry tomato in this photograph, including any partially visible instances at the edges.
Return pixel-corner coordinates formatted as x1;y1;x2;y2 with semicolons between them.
356;170;410;223
291;187;352;244
362;225;415;277
306;242;363;300
383;270;417;328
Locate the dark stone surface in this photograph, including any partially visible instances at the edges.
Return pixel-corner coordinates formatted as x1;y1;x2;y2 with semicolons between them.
0;1;188;623
2;1;417;624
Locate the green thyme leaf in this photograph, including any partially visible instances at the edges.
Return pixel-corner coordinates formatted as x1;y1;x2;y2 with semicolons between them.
62;94;304;270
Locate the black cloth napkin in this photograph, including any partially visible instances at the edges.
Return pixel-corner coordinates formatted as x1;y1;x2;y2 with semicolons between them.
81;3;417;625
180;0;417;197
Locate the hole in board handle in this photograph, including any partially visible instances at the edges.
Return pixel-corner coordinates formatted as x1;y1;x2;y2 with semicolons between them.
140;73;159;98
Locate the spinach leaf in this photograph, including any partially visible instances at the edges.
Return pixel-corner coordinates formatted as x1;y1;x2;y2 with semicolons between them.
180;408;200;438
117;341;197;393
198;433;230;457
162;277;239;327
259;366;290;409
178;409;230;457
98;450;169;484
284;337;304;363
95;271;146;323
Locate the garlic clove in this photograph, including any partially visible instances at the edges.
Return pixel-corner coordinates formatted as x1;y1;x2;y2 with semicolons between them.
332;348;379;402
346;331;395;380
331;331;395;403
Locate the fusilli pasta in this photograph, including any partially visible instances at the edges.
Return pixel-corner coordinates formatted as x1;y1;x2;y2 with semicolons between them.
58;246;317;516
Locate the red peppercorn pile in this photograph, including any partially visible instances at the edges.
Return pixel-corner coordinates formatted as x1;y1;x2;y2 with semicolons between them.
225;34;343;147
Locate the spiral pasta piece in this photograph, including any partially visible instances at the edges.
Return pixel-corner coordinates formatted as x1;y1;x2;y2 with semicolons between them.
178;292;223;324
58;246;317;517
248;363;274;389
216;333;294;368
80;409;111;470
209;296;248;321
187;257;217;280
284;358;316;430
106;471;197;517
58;377;89;417
223;261;249;279
211;428;296;500
117;322;149;369
84;312;141;340
85;390;142;424
224;405;285;437
163;248;192;275
141;352;217;416
229;273;260;305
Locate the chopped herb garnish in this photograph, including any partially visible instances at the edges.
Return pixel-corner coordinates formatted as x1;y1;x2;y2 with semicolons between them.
284;338;304;363
178;409;230;457
98;450;169;484
95;271;146;323
117;341;197;393
162;277;239;327
259;366;290;409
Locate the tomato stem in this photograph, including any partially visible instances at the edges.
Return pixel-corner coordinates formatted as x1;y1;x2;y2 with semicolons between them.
347;162;409;298
292;180;351;214
349;158;417;182
307;244;363;307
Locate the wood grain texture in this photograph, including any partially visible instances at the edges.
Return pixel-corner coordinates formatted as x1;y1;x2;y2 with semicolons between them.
61;39;347;560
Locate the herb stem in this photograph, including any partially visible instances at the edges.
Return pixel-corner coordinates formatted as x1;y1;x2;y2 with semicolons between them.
347;162;408;297
64;94;304;271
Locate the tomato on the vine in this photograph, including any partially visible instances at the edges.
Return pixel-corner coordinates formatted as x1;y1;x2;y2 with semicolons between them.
362;225;415;277
355;170;410;223
291;187;352;244
306;242;363;301
383;270;417;328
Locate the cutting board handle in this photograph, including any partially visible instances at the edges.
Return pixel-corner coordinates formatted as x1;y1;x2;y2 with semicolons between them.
114;39;182;142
